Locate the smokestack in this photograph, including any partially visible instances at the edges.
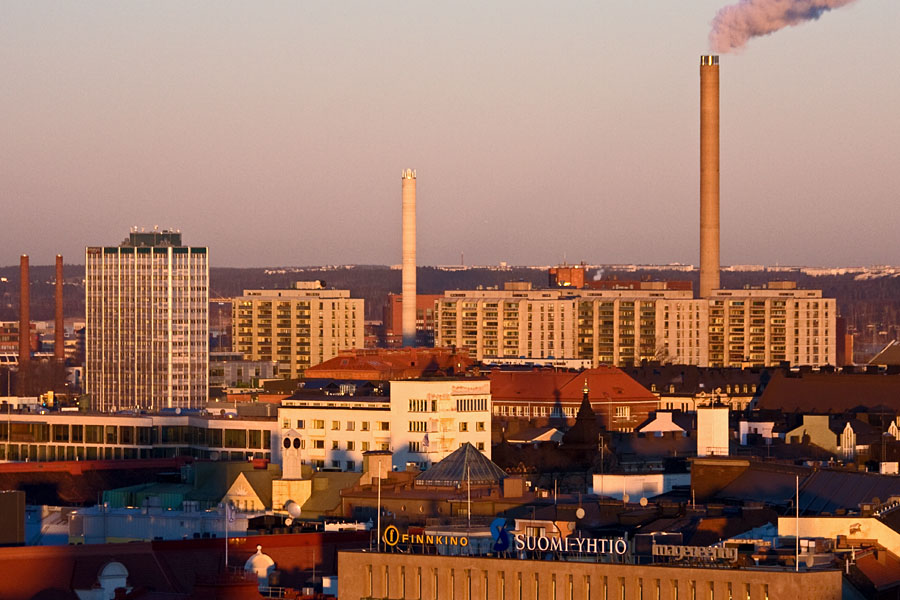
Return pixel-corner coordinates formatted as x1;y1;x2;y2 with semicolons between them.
55;255;64;363
18;255;30;395
699;55;720;298
401;169;417;347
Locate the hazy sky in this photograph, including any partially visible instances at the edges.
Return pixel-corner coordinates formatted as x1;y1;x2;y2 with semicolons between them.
1;1;897;268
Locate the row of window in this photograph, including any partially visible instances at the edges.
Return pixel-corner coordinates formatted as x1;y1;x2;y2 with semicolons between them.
365;565;770;600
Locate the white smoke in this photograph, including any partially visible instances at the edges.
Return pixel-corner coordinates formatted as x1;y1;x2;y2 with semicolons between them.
710;0;859;53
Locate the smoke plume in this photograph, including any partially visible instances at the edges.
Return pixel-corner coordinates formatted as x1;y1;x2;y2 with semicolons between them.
710;0;858;53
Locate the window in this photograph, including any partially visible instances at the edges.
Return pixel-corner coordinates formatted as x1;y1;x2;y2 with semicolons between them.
332;460;341;468
312;420;324;429
282;419;290;429
331;420;340;430
296;419;305;429
346;421;355;431
409;421;427;432
332;440;339;450
477;442;485;451
476;422;485;432
378;421;390;431
459;422;469;432
614;406;630;419
362;442;370;451
313;439;325;449
346;460;355;471
361;421;370;431
347;441;355;451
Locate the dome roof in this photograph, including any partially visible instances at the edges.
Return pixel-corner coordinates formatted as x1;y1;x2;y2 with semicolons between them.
415;442;506;487
99;561;128;579
244;545;275;572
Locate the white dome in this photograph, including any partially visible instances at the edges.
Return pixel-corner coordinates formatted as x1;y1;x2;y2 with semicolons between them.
244;545;275;572
99;561;129;579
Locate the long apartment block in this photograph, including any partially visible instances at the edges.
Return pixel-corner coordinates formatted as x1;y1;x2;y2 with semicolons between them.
434;283;835;368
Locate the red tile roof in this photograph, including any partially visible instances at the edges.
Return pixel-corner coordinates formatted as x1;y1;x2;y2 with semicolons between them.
489;367;657;404
305;347;475;380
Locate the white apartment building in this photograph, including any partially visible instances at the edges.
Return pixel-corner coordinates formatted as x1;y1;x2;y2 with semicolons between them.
275;379;491;472
232;282;364;379
707;288;836;367
85;229;208;411
434;283;835;368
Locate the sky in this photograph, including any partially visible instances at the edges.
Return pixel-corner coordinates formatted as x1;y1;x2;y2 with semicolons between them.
1;1;897;268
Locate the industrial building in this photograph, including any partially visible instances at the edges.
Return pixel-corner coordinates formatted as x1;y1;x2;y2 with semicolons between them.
232;280;364;379
85;229;209;411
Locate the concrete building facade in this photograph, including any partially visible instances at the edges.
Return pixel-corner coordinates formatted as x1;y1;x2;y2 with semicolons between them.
338;550;842;600
232;282;364;379
85;230;208;411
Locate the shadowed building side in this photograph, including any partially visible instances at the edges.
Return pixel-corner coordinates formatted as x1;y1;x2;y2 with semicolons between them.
700;55;720;298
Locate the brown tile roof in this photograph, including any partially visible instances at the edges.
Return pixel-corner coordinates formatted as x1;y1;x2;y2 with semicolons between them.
489;367;657;404
755;370;900;414
856;550;900;591
305;347;475;380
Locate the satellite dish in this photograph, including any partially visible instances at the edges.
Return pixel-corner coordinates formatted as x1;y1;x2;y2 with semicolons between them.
575;507;585;519
285;517;294;527
640;497;649;507
623;493;630;504
285;501;302;518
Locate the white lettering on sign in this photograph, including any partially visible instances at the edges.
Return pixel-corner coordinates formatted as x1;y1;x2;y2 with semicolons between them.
451;382;490;396
652;544;738;561
512;534;627;556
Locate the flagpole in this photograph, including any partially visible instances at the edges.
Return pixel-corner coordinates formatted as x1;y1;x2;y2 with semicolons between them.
377;461;382;552
467;465;471;530
795;475;800;572
224;502;229;572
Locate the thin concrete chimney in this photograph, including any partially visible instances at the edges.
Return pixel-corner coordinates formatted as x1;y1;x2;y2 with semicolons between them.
55;255;64;362
18;255;30;395
699;55;720;298
401;169;417;347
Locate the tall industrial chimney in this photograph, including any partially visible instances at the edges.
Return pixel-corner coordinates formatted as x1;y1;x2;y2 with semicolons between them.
699;55;720;298
55;255;64;362
17;255;30;395
401;169;417;347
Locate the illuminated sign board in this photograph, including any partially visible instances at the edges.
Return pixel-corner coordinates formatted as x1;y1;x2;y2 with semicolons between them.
383;525;469;548
652;544;737;561
513;534;628;555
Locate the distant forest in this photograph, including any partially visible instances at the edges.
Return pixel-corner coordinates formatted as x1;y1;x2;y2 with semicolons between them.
2;263;898;358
